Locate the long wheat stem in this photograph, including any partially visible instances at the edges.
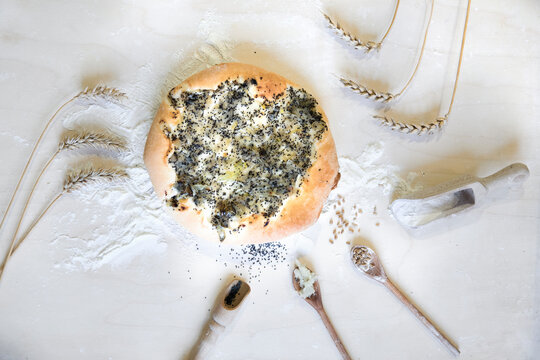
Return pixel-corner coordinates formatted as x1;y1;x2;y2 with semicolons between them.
5;150;60;261
444;0;470;119
379;0;401;45
374;0;471;135
0;192;63;279
340;0;434;102
394;0;434;98
0;99;74;234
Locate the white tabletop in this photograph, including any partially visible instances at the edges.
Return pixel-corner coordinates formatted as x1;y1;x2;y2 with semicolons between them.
0;0;539;359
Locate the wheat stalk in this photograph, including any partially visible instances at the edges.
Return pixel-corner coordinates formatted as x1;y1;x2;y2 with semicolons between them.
373;0;471;135
323;0;400;53
0;86;127;239
2;129;128;276
0;163;128;280
340;0;434;103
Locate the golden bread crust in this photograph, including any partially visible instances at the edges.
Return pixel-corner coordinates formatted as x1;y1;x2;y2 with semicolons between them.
144;63;339;245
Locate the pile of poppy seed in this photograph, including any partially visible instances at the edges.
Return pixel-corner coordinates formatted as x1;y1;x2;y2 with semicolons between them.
218;242;290;282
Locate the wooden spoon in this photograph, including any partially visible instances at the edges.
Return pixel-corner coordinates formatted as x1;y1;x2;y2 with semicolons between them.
292;265;352;360
189;279;251;360
351;245;460;356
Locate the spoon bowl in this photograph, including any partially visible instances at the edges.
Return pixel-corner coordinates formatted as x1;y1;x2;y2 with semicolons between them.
292;263;352;360
351;245;386;282
292;264;322;308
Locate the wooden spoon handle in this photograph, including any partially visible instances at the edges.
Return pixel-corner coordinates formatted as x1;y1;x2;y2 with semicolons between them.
317;307;353;360
190;318;225;360
384;279;460;356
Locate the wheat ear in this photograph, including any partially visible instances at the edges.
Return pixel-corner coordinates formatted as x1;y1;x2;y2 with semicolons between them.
0;164;128;280
323;13;380;52
62;164;128;194
323;0;400;53
59;128;127;152
4;129;128;275
374;115;448;135
340;78;395;102
74;86;127;108
0;86;127;237
341;0;434;103
374;0;471;135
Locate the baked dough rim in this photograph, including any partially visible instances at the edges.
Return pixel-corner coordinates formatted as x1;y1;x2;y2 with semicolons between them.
144;62;339;245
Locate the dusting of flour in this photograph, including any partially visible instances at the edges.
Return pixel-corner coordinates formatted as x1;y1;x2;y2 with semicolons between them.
53;41;234;271
324;142;417;212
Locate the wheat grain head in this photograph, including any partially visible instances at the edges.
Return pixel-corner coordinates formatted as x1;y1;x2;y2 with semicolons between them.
59;128;127;152
74;85;127;108
63;164;128;194
340;78;394;103
323;13;380;53
373;114;447;135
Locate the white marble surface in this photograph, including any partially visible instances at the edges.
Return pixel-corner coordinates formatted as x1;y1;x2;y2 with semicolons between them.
0;0;539;359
